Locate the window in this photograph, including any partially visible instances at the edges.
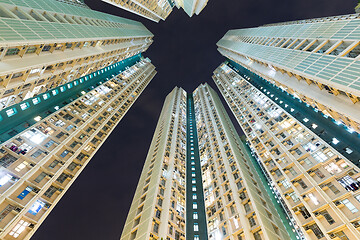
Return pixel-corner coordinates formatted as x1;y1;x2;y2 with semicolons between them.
17;186;33;200
327;183;340;195
253;231;262;240
249;216;256;227
308;193;320;205
298;179;308;189
6;108;17;117
308;224;324;239
22;129;47;144
312;151;328;162
314;169;325;178
60;150;69;158
44;140;55;148
289;192;299;202
289;167;297;175
280;179;291;189
193;202;197;209
9;220;30;238
335;231;350;240
193;212;198;219
194;223;199;231
153;222;159;233
28;200;45;215
321;210;335;224
342;199;358;213
15;161;28;172
20;102;29;110
43;93;50;100
44;186;57;198
48;160;59;169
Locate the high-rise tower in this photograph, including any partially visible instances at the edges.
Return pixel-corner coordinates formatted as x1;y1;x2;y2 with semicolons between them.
217;14;360;134
0;53;156;239
0;0;153;110
101;0;209;22
121;84;298;240
214;60;360;240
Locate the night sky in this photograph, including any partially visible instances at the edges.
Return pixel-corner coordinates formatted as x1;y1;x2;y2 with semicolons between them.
33;0;355;239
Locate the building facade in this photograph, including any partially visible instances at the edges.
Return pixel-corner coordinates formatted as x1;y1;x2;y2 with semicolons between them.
0;0;153;111
217;14;360;134
213;61;360;240
0;55;156;240
101;0;208;22
121;84;297;240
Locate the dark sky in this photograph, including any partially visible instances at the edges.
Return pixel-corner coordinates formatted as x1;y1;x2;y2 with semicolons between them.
33;0;355;239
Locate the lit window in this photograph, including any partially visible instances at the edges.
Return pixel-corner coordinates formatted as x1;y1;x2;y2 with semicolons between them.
0;174;12;186
34;116;41;122
193;202;197;209
32;97;41;105
194;223;199;231
6;108;17;117
342;199;358;213
28;200;45;215
52;89;58;96
303;118;309;122
193;194;197;199
15;161;28;172
20;102;30;110
332;138;339;145
308;193;320;205
43;93;49;100
192;186;196;191
9;220;30;238
193;213;198;219
22;129;47;144
192;179;196;184
312;151;328;162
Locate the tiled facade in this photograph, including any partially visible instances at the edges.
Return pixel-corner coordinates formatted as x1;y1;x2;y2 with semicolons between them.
0;57;156;240
217;14;360;133
0;0;153;110
121;84;293;240
121;87;187;240
214;62;360;240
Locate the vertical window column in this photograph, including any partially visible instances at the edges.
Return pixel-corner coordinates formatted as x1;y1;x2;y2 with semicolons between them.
186;94;208;240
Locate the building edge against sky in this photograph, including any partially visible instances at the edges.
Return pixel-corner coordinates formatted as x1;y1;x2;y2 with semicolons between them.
0;0;153;111
120;84;301;240
217;13;360;134
100;0;209;22
0;55;156;240
213;60;360;240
